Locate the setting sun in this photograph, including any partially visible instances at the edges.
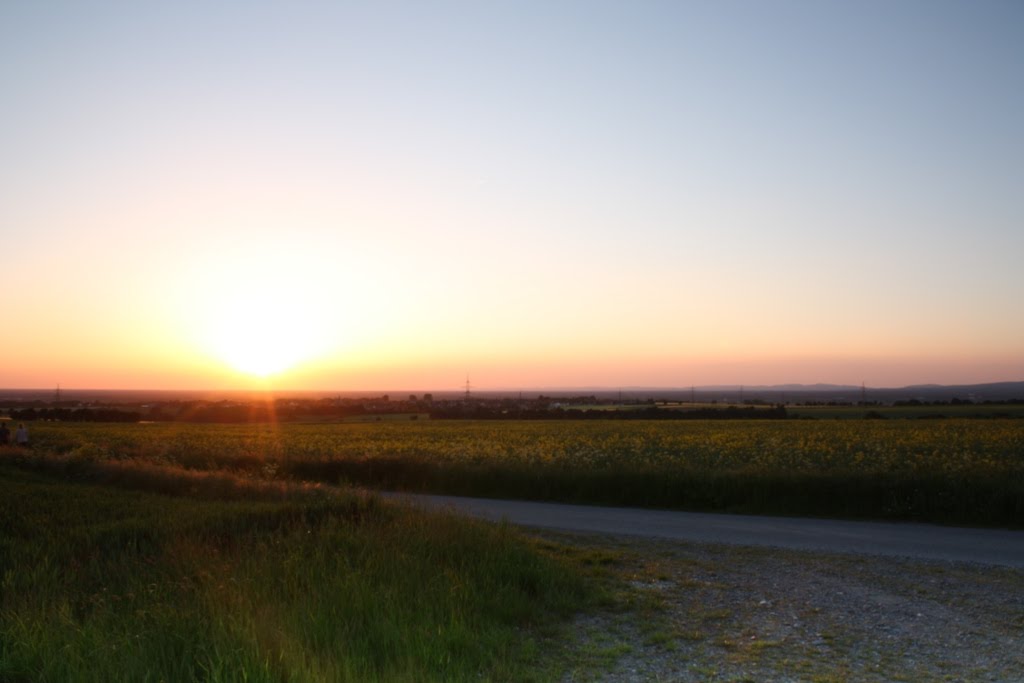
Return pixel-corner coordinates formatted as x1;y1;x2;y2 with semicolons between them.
2;3;1023;681
206;297;314;377
1;1;1021;392
184;239;337;380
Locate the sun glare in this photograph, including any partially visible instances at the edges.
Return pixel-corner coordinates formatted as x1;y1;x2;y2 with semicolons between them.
204;293;317;377
185;243;337;379
175;233;373;382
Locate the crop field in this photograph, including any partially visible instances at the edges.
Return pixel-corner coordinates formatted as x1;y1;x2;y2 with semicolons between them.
11;418;1024;527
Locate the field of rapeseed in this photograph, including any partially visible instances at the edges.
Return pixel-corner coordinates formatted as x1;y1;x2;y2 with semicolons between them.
11;419;1024;526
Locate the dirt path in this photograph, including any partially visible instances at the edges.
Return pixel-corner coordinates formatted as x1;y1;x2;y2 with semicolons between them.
386;492;1024;568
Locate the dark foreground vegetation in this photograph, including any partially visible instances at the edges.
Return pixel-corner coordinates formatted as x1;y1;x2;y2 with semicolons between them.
8;395;1024;423
8;419;1024;528
0;453;596;682
3;416;1021;681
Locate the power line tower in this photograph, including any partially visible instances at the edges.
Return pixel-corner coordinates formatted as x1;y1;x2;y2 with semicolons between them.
464;375;472;402
55;384;61;405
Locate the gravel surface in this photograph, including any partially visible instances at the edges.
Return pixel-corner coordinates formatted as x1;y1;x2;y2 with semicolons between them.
388;492;1024;568
547;531;1024;682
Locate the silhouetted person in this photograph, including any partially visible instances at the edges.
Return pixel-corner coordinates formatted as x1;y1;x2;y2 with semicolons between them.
0;422;9;445
14;423;28;447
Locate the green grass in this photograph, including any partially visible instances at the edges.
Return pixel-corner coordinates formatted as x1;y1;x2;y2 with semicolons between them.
0;460;594;682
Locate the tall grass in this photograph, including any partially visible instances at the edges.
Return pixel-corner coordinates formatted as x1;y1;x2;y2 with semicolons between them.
0;460;592;682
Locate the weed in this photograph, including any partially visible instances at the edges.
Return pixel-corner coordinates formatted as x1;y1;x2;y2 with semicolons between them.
0;462;595;682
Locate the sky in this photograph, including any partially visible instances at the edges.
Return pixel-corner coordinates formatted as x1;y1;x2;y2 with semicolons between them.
1;0;1022;391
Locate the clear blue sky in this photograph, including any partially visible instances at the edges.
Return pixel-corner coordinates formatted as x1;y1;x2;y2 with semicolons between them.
1;1;1022;389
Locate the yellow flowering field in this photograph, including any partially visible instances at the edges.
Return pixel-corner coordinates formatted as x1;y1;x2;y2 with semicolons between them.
14;419;1024;526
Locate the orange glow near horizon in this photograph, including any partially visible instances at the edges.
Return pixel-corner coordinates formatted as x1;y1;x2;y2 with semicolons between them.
0;343;1021;393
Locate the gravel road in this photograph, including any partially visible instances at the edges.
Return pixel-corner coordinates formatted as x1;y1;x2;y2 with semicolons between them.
390;493;1024;681
552;531;1024;682
387;492;1024;568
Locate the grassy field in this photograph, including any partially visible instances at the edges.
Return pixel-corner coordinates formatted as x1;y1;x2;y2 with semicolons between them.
10;418;1024;526
4;418;1023;680
0;455;599;682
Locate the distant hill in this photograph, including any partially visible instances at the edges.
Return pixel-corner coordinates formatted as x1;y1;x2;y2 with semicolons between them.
866;381;1024;403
